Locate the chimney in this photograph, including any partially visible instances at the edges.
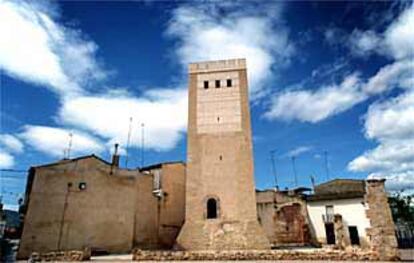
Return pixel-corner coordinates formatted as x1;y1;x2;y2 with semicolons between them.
112;143;120;168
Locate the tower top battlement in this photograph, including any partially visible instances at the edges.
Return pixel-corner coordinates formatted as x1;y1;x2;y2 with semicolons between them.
189;58;246;73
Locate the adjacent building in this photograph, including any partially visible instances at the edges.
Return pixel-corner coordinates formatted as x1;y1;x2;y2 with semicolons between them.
17;155;185;259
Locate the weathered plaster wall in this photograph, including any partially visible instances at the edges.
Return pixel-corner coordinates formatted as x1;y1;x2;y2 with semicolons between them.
18;158;185;259
158;163;186;248
18;157;139;259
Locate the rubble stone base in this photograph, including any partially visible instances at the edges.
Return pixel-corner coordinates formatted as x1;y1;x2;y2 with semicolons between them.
29;249;90;262
176;220;270;250
132;248;393;261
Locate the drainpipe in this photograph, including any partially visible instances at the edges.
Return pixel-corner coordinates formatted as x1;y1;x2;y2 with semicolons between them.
57;182;71;250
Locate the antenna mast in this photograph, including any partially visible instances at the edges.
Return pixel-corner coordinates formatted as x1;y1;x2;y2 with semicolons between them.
291;156;298;187
324;150;330;181
125;117;133;168
141;123;145;168
67;133;73;159
269;150;278;190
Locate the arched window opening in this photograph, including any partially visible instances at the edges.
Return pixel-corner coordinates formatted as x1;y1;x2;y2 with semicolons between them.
207;198;217;219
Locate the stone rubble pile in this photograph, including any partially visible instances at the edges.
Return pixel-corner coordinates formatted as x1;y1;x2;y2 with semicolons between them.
132;248;387;261
29;248;90;262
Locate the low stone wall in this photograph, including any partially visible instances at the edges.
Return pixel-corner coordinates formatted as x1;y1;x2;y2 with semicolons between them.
132;248;389;261
29;249;90;262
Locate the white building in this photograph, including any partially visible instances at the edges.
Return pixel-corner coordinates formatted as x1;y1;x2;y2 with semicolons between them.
307;179;371;248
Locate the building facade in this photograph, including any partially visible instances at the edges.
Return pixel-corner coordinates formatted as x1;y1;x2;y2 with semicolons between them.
176;59;270;250
17;59;398;260
17;156;185;259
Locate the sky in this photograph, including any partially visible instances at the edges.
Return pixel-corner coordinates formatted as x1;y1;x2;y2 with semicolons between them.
0;0;413;210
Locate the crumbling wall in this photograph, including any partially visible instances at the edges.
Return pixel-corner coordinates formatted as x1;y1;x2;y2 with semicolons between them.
365;179;399;261
334;214;349;249
256;190;314;247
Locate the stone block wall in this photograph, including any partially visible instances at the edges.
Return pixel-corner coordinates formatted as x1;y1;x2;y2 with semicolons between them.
365;179;399;261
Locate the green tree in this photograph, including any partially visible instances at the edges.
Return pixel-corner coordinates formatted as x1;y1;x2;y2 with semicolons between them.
388;192;414;227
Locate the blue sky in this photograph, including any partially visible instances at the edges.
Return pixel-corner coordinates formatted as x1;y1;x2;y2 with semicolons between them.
1;0;413;210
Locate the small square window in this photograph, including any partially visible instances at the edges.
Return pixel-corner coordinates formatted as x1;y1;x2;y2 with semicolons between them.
226;79;232;87
215;80;221;88
204;81;209;89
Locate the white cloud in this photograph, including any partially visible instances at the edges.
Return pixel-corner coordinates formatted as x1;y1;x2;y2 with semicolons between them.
0;134;24;153
20;125;104;158
265;3;414;124
286;146;312;158
368;171;414;192
0;0;105;95
348;29;382;57
339;4;414;60
264;74;366;123
349;139;414;173
364;92;414;141
349;91;414;191
166;2;294;99
364;59;414;94
384;3;414;60
0;0;190;154
0;150;14;168
3;204;19;211
59;88;188;152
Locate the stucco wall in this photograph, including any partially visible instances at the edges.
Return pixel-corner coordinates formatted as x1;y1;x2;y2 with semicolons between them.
18;157;139;259
134;163;186;249
18;157;186;259
307;198;371;247
158;163;186;248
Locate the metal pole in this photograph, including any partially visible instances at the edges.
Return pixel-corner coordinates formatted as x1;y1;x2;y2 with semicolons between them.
125;117;133;168
291;156;298;187
270;150;278;189
141;123;145;167
67;133;73;159
324;150;330;181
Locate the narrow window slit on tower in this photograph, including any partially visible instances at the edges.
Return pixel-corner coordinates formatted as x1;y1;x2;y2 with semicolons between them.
204;81;209;89
219;155;222;161
215;80;220;88
217;116;220;122
227;79;232;87
207;198;217;219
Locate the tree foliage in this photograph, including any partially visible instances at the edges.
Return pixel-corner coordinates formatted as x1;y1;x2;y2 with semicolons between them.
388;192;414;227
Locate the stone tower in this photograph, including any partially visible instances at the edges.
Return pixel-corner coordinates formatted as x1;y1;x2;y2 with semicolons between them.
176;59;270;250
